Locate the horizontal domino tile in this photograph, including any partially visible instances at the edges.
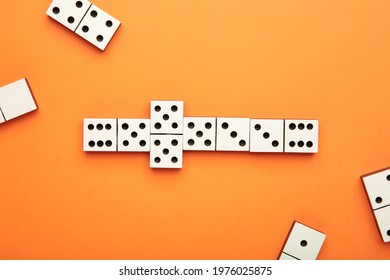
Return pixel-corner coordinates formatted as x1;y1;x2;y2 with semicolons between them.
46;0;120;51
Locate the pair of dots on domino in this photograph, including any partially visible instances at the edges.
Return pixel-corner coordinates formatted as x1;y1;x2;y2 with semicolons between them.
0;78;37;124
46;0;121;51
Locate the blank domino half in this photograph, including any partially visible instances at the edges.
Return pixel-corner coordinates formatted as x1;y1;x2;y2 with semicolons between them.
0;78;37;123
361;167;390;243
279;221;326;260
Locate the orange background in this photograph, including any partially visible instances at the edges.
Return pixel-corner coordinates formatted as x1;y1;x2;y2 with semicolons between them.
1;0;390;259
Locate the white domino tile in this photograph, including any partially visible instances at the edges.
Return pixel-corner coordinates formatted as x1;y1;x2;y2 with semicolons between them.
362;168;390;242
46;0;92;32
216;118;250;151
280;221;326;260
150;134;183;168
250;119;284;152
0;78;37;122
83;118;117;152
284;120;318;153
150;101;184;135
279;253;299;260
75;4;121;51
117;119;150;152
183;117;216;151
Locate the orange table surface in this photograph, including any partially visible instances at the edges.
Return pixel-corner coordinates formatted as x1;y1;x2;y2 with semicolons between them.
1;0;390;259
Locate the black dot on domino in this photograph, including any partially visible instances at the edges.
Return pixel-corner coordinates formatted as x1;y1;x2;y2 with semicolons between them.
97;124;103;130
82;26;89;33
123;140;129;147
106;140;112;147
171;157;178;163
88;124;94;130
154;157;161;163
188;122;195;129
188;139;195;146
88;141;95;147
122;123;129;130
97;141;104;147
139;123;146;129
230;131;237;138
106;20;113;28
300;240;308;247
139;140;146;147
76;1;83;8
222;122;229;129
255;124;261;131
96;35;104;42
204;140;211;146
376;197;383;204
90;10;98;17
131;132;137;138
196;131;203;138
163;149;169;155
263;132;270;139
155;123;161;129
239;140;246;147
154;140;160;146
205;122;212;129
171;139;178;146
52;7;60;14
68;17;75;24
272;140;279;147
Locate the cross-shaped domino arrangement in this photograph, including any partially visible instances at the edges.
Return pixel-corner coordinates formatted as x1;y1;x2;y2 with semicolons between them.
83;100;319;168
0;78;37;124
361;167;390;243
278;221;326;260
46;0;121;51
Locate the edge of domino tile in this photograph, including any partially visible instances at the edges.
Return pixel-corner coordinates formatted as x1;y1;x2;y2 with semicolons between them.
360;166;390;180
360;167;390;243
277;220;326;260
23;78;39;110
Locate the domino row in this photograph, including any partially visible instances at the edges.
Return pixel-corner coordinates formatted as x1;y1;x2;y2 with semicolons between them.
83;101;319;168
46;0;121;51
